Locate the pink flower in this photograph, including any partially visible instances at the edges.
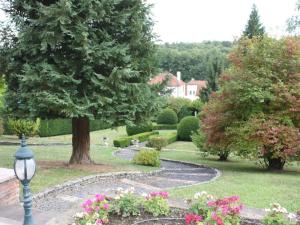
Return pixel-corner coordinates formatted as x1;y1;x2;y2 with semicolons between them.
149;191;169;199
82;199;93;208
185;213;203;225
95;194;105;202
84;207;93;214
103;203;109;210
96;219;103;224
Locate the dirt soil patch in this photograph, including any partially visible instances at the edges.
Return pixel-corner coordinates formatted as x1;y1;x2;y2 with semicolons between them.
37;160;119;173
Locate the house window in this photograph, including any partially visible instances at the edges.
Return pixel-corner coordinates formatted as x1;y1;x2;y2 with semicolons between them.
190;90;192;95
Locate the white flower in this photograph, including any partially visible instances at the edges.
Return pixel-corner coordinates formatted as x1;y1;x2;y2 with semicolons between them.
141;192;148;197
264;208;271;212
74;212;84;218
194;192;201;199
114;195;120;200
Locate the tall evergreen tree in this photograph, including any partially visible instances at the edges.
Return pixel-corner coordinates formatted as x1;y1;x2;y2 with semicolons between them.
1;0;158;164
243;4;265;38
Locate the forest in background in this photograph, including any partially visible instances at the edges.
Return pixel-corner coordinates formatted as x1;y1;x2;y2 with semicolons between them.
155;41;233;82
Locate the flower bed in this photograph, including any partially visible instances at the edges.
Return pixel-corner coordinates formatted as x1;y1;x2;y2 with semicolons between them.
72;189;299;225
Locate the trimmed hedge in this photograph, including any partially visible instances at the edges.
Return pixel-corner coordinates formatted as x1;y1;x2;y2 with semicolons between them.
113;131;159;148
147;132;177;149
157;108;178;125
39;119;111;137
126;122;153;136
153;124;177;130
133;149;160;167
177;116;200;141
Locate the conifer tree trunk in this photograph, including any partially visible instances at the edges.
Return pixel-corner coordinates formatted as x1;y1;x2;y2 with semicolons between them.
69;117;92;164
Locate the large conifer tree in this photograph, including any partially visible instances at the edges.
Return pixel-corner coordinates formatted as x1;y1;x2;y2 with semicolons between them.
243;4;265;38
1;0;158;164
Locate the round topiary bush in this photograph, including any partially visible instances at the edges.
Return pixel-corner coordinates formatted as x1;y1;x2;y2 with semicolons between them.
177;116;200;141
157;108;178;125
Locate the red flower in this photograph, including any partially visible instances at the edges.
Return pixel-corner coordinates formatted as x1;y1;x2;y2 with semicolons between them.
185;213;203;225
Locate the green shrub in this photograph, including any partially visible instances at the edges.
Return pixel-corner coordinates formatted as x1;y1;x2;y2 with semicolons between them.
126;122;153;136
147;132;177;149
113;138;132;148
148;137;168;150
178;105;194;121
39;119;71;137
7;118;40;138
153;124;177;130
38;119;110;137
177;116;200;141
164;132;178;144
192;129;208;157
167;97;191;114
111;188;141;217
157;108;178;125
133;149;160;167
113;131;159;147
143;192;170;216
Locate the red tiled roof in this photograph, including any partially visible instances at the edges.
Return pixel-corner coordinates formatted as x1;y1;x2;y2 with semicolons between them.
149;72;185;87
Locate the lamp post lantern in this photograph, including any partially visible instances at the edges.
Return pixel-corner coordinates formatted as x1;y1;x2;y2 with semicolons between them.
14;134;37;225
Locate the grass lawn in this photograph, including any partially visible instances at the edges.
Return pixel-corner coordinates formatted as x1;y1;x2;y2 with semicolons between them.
0;127;156;193
0;126;127;145
161;141;300;212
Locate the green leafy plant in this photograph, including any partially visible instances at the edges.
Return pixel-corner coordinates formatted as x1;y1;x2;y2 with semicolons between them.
262;203;296;225
147;136;168;150
177;116;200;141
126;122;153;136
157;108;178;125
111;187;141;217
166;97;192;114
7;118;40;138
192;129;208;157
143;192;170;217
178;105;194;121
133;149;160;167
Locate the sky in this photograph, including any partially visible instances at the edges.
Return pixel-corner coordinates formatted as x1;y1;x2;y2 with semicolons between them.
148;0;298;43
0;0;298;43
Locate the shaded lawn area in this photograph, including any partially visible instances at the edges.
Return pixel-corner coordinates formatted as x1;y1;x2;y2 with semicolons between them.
161;142;300;212
0;127;156;193
0;126;127;145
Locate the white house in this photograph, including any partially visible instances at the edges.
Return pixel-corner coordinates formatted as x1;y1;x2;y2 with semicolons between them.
149;71;206;100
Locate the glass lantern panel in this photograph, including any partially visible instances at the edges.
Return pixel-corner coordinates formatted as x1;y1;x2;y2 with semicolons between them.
15;160;25;181
25;159;36;180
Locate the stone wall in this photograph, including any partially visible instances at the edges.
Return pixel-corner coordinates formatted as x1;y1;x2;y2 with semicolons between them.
0;168;20;206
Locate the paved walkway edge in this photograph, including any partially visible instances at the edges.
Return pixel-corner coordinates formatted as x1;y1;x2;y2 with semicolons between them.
33;169;163;202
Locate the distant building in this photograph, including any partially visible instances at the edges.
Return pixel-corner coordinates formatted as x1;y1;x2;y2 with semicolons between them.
149;71;207;100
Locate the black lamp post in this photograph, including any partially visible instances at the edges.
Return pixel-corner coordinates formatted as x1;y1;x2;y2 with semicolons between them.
14;134;37;225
